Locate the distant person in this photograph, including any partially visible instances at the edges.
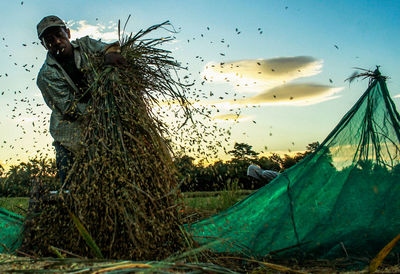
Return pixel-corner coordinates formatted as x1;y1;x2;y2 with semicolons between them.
247;164;279;184
36;15;126;188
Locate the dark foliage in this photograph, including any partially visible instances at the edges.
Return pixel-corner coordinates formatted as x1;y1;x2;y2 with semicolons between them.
176;142;318;192
0;158;58;197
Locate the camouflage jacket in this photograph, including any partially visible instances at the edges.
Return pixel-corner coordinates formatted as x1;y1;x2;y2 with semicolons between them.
37;36;106;154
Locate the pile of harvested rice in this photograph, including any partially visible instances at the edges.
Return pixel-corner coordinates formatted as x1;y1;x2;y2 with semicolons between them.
22;21;192;260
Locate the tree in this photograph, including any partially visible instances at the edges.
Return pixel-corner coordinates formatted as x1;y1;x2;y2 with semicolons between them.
228;142;259;160
281;154;299;170
269;153;283;169
305;141;320;156
256;156;280;171
0;157;58;197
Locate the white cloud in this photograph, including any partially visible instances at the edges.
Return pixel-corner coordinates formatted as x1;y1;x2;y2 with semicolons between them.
187;84;343;109
233;83;344;106
212;113;251;122
202;56;323;93
154;56;342;109
68;20;118;42
196;56;344;107
158;83;342;111
393;94;400;98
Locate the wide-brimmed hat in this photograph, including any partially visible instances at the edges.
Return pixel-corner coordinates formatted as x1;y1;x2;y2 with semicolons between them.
37;15;66;38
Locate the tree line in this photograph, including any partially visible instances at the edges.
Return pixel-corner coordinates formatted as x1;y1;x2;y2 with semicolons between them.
176;142;319;192
0;142;319;197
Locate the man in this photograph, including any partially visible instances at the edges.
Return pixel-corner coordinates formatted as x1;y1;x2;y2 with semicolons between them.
36;15;125;188
247;164;279;184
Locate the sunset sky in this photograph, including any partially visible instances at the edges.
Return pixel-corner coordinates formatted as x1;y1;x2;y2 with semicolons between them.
0;0;399;168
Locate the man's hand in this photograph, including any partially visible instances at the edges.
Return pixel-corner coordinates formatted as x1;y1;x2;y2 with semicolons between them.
104;52;127;67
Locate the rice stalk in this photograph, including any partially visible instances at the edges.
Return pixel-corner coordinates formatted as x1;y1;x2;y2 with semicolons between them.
368;234;400;273
48;246;65;259
22;20;193;260
67;209;103;259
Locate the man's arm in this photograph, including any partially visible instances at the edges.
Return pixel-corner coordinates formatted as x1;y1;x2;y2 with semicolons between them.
104;42;127;66
81;37;126;66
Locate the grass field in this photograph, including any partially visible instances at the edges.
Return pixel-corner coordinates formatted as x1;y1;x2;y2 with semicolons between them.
0;197;29;216
0;190;254;218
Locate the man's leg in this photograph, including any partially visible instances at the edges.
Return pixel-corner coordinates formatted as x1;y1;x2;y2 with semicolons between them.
54;141;75;189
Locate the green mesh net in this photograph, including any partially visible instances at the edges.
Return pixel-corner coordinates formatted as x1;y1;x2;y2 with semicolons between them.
0;208;23;253
188;70;400;259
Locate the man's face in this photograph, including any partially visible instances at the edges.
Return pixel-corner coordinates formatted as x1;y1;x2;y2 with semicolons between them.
40;27;73;59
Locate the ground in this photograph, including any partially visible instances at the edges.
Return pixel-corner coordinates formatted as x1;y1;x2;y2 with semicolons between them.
0;194;399;273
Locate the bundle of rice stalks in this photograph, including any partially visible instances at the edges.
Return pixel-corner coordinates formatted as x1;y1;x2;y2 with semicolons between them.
23;21;193;260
